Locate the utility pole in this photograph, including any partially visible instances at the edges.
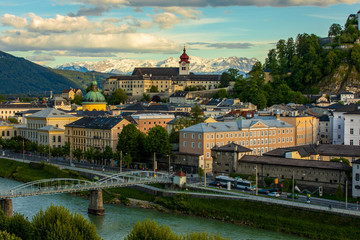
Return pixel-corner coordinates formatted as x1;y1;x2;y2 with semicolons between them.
168;154;171;174
255;165;258;195
48;143;51;163
22;138;24;163
204;159;206;187
120;150;122;173
292;171;295;201
346;180;348;209
153;152;156;172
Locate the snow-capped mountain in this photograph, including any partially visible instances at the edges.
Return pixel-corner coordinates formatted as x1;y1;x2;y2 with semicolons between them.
56;56;257;75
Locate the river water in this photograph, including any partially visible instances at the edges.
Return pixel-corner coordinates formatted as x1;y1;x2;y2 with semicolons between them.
0;177;304;240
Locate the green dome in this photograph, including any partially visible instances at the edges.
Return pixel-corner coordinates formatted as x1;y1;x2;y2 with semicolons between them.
83;91;106;103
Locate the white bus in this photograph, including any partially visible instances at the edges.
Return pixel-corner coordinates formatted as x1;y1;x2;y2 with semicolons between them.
233;178;253;190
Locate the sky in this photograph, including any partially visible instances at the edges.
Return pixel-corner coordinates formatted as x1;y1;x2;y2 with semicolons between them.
0;0;360;67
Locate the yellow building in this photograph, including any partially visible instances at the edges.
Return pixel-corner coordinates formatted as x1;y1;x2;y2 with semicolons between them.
280;116;319;146
82;80;107;111
0;121;17;139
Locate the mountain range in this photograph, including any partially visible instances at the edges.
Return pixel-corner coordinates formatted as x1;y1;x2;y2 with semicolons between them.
56;56;258;75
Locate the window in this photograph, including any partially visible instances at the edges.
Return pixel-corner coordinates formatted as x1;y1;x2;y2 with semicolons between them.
211;134;214;139
198;142;202;148
198;134;202;140
207;134;209;140
183;141;187;147
226;134;229;138
58;136;61;142
207;143;210;149
53;136;56;143
338;125;341;129
350;140;354;145
191;142;195;148
192;133;195;139
206;152;210;158
338;135;341;139
350;128;354;134
184;133;187;138
356;173;359;181
6;131;9;136
221;134;223;139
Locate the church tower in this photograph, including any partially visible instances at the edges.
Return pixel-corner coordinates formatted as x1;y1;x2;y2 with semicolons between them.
179;47;190;75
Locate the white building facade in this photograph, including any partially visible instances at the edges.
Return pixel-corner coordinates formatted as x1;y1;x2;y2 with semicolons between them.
344;111;360;146
352;159;360;198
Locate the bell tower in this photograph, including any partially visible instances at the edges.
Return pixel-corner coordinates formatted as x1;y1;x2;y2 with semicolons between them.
179;46;190;75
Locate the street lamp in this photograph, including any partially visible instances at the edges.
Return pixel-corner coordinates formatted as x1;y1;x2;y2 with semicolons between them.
292;171;295;201
204;158;206;187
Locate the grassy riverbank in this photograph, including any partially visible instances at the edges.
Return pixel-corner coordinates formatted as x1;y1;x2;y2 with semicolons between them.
1;158;359;240
102;186;360;240
0;158;85;182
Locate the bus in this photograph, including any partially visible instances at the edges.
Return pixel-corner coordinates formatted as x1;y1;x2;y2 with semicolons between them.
215;176;234;187
233;178;253;190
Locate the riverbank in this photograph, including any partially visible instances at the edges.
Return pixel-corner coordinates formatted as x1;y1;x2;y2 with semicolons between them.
1;159;359;240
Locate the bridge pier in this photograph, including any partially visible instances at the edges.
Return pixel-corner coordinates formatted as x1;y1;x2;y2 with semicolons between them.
88;190;105;216
0;199;13;218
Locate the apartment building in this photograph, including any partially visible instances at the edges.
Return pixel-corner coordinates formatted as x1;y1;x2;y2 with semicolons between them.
318;115;330;144
0;121;17;139
65;117;130;152
0;103;47;121
352;159;360;198
130;113;175;133
344;110;360;145
18;108;80;148
178;119;295;171
280;116;318;145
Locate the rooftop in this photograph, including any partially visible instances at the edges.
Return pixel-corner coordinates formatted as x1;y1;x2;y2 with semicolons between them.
65;117;126;129
27;108;77;119
212;142;252;153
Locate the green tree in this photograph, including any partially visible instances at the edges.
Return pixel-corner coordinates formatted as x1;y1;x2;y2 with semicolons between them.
328;23;343;37
117;124;145;161
123;153;132;169
84;146;95;163
94;149;103;165
108;88;128;105
72;95;83;105
351;44;360;70
32;205;101;240
330;157;350;166
7;213;33;240
144;126;172;158
125;219;178;240
61;142;70;158
7;118;18;124
0;95;6;103
198;167;204;179
141;93;150;102
103;146;113;166
150;85;159;93
335;183;343;207
72;148;83;161
0;230;22;240
190;104;204;125
213;89;229;99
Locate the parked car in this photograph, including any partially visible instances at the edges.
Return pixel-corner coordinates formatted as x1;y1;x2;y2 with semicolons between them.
258;189;270;194
287;193;299;199
267;192;280;197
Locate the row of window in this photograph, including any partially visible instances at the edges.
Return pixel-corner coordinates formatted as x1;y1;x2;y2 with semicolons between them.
143;121;167;125
349;128;360;135
184;137;293;149
349;139;360;145
0;110;20;114
184;129;293;140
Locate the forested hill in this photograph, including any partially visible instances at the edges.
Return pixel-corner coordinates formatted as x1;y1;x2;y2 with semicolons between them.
263;23;360;94
0;51;82;94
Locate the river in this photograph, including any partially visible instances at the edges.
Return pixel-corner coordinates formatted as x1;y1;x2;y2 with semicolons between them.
0;177;304;240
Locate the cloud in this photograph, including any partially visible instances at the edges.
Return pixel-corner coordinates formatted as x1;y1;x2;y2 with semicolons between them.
152;12;181;29
188;42;254;49
26;55;56;62
1;14;28;28
28;14;95;33
159;7;201;19
125;16;153;29
68;6;111;17
0;31;180;54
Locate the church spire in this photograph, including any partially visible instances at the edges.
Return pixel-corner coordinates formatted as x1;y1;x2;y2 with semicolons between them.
179;46;190;75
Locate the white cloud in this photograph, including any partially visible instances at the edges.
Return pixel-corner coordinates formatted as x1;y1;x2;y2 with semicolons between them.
153;12;181;29
1;14;28;28
28;14;95;33
0;31;180;54
159;7;201;19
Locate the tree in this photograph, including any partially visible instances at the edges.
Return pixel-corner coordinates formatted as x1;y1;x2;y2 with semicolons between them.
219;68;241;88
213;89;229;99
0;230;22;240
72;95;83;105
32;205;101;240
62;142;70;158
151;95;161;102
328;23;343;37
84;146;95;163
150;85;159;93
7;118;18;124
0;94;5;103
103;146;113;166
117;124;145;161
144;126;172;158
93;149;103;165
72;148;83;161
108;88;128;105
198;167;204;179
125;219;178;240
141;94;150;102
190;104;204;125
335;183;343;207
123;153;132;169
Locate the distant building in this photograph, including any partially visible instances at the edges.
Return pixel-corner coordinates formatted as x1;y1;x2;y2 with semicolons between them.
82;79;107;111
103;48;221;96
0;103;47;121
352;159;360;198
130;113;175;133
18;108;80;148
0;121;17;139
61;88;83;100
178;118;295;172
344;110;360;145
65;117;131;152
318;115;330;144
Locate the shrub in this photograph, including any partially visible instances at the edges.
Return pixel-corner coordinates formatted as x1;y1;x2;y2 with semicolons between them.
125;219;178;240
0;230;21;240
264;177;274;187
32;205;101;240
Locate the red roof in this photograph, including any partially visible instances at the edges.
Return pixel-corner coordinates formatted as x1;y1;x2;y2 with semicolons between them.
174;170;186;177
179;47;190;64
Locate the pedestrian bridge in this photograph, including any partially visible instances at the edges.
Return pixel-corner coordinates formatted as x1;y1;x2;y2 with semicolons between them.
0;171;172;216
